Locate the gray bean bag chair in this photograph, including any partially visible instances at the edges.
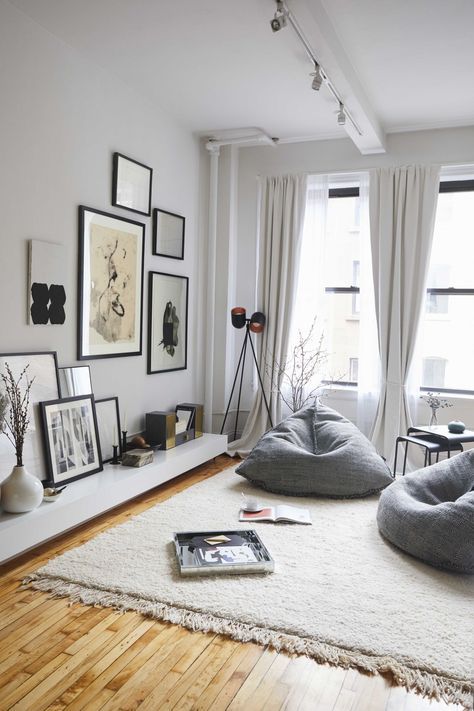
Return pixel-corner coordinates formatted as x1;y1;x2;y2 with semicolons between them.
236;402;393;498
377;450;474;574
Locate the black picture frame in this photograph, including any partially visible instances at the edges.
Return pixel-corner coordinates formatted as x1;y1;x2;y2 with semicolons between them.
0;351;60;480
152;208;185;260
148;271;189;374
78;205;145;360
95;396;121;463
40;395;103;485
112;152;153;216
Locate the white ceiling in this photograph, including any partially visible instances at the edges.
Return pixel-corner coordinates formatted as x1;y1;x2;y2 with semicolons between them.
9;0;474;152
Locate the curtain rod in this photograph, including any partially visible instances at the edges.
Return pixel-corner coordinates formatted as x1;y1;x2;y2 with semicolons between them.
254;162;474;179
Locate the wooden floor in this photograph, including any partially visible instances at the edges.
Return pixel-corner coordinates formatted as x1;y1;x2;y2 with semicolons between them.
0;455;461;711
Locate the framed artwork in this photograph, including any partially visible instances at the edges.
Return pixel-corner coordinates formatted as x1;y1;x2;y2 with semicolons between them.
58;365;93;398
112;152;153;216
78;206;145;360
95;397;121;462
148;271;188;374
153;208;185;260
28;240;66;325
40;395;103;485
0;352;60;480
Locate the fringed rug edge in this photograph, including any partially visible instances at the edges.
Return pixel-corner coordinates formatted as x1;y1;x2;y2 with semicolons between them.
23;573;472;709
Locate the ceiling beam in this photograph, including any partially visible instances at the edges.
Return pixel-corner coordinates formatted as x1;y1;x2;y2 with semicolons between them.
286;0;386;154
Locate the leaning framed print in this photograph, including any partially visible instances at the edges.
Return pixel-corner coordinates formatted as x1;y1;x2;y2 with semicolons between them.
152;208;185;260
148;271;188;374
0;352;60;480
95;396;121;462
78;206;145;360
40;395;103;485
112;152;153;216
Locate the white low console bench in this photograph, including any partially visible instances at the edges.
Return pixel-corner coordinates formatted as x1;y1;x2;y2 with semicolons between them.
0;433;228;563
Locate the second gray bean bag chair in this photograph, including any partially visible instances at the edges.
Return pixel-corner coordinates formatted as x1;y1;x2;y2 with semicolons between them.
377;450;474;574
236;402;393;498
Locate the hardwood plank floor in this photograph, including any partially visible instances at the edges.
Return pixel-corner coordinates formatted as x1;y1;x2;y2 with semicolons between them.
0;455;462;710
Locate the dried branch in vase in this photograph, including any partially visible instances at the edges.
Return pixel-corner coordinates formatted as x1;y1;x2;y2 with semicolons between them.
267;318;330;413
0;363;35;467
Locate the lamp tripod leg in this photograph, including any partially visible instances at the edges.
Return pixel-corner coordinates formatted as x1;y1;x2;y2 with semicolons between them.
247;330;273;429
233;329;249;440
220;329;249;435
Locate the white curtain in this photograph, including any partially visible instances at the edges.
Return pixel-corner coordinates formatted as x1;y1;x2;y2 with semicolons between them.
369;165;441;466
228;174;307;457
356;172;380;436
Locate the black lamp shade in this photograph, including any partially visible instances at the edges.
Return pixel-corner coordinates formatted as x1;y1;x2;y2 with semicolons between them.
231;307;247;329
249;311;265;333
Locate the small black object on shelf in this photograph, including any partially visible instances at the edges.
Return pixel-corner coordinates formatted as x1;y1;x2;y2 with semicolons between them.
122;430;128;454
111;444;120;465
221;307;273;439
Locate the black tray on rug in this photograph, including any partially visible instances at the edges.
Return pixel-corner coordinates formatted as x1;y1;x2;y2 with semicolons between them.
173;529;274;576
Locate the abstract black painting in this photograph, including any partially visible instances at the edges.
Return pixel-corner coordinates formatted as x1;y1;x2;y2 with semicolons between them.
28;240;66;325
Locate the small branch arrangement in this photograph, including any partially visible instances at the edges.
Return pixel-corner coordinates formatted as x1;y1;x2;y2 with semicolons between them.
0;363;35;467
420;392;452;411
420;391;452;425
267;318;329;413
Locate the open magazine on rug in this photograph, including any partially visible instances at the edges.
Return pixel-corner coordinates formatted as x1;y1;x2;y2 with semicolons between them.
239;504;312;525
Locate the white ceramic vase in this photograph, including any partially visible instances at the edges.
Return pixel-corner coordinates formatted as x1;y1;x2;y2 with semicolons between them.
1;465;43;513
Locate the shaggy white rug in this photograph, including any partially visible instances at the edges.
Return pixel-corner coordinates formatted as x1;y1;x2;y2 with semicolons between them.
26;467;473;708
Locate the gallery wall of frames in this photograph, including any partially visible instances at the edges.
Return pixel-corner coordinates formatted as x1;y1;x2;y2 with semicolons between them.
0;150;192;489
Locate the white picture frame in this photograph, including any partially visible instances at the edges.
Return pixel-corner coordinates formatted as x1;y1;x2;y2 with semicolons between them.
0;352;60;481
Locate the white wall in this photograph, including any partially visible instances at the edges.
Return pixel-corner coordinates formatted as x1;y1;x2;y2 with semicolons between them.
0;1;204;441
213;126;474;437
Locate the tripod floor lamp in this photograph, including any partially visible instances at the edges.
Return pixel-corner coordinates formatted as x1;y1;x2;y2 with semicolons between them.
220;307;273;439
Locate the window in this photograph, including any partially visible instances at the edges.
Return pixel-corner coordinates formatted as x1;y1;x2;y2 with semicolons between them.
349;357;359;382
422;357;447;388
324;185;361;384
419;179;474;392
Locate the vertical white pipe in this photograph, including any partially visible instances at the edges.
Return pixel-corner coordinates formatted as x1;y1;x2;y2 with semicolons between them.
204;145;220;432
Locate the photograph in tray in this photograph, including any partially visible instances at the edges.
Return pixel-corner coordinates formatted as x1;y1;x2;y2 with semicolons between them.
173;529;274;576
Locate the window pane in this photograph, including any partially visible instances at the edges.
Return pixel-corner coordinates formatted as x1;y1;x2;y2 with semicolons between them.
323;292;361;382
419;294;474;391
324;197;361;287
427;191;474;288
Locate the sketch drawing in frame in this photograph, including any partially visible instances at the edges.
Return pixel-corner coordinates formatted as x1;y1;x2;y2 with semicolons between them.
153;208;185;260
0;352;60;480
40;395;103;485
78;206;145;360
148;271;188;374
112;152;153;216
95;397;121;463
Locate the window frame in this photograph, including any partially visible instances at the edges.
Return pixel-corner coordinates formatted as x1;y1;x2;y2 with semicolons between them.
323;186;361;386
420;178;474;394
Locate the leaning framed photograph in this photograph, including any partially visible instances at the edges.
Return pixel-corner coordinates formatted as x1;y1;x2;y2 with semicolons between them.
95;397;121;462
78;206;145;360
148;271;188;374
0;352;60;480
58;365;93;398
153;208;185;260
40;395;103;485
112;152;152;216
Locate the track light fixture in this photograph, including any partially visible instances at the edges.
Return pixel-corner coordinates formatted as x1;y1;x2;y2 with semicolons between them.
310;62;323;91
337;103;346;126
270;1;287;32
270;0;362;136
